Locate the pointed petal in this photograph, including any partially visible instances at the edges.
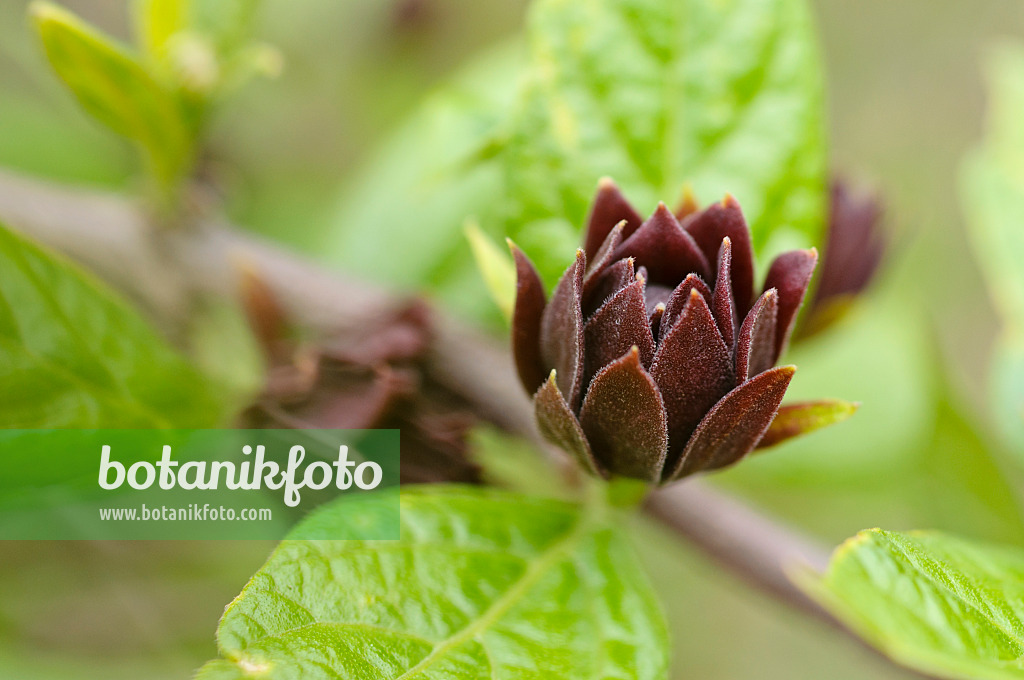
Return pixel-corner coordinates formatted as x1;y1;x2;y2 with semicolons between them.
611;203;711;284
735;289;779;381
583;279;657;388
815;181;885;302
651;290;736;465
583;221;626;300
659;273;712;340
509;241;548;393
582;257;635;317
534;372;603;477
711;237;737;348
540;249;587;409
667;366;795;480
763;248;818;361
583;178;643;260
579;348;668;481
756;399;859;449
683;196;756;313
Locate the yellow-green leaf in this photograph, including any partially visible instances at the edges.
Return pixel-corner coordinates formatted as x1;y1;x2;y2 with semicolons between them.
0;222;228;428
31;1;192;188
798;529;1024;680
465;220;516;321
133;0;187;61
197;486;669;680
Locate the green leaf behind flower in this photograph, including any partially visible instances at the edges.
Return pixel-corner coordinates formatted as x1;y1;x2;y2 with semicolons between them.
31;1;192;190
330;0;826;311
197;485;669;680
507;0;826;279
0;223;228;428
798;528;1024;680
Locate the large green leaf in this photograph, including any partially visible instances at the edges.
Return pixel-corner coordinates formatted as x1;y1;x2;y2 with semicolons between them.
330;41;524;321
799;529;1024;680
197;485;669;680
507;0;826;279
331;0;826;304
0;223;227;428
31;1;192;189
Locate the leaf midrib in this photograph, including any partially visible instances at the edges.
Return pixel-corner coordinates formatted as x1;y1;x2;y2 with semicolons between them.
392;512;594;680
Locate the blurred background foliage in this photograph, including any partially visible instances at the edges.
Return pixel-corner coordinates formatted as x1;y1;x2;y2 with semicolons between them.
2;1;1024;679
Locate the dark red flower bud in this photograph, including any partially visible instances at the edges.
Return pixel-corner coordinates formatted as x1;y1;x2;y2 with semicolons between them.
511;180;823;483
798;180;885;338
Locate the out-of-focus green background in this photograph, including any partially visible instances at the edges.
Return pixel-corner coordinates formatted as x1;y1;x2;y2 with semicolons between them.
1;1;1023;678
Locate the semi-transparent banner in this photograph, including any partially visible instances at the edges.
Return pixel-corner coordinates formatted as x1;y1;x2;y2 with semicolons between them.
0;429;399;539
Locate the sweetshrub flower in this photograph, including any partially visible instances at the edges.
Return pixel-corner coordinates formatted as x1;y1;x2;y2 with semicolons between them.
798;180;885;339
511;179;820;483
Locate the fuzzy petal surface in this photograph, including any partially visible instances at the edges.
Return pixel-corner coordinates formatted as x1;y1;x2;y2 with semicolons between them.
659;273;712;339
736;289;779;381
651;290;735;464
611;203;711;285
583;178;643;260
711;237;738;348
683;196;756;313
540;249;587;408
510;242;548;393
583;279;657;388
763;248;818;361
534;371;603;477
579;348;668;481
668;365;795;480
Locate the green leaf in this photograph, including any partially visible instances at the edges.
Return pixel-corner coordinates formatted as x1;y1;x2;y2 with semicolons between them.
330;41;525;320
465;221;516;321
507;0;827;277
190;0;260;54
756;399;859;450
133;0;187;60
197;485;669;680
798;528;1024;680
0;223;229;427
330;0;826;304
187;298;266;418
31;1;192;189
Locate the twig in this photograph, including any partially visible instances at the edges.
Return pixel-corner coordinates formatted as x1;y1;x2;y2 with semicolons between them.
644;482;832;622
0;169;932;678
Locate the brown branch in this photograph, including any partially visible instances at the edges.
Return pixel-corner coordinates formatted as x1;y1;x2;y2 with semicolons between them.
0;169;929;678
644;482;832;622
